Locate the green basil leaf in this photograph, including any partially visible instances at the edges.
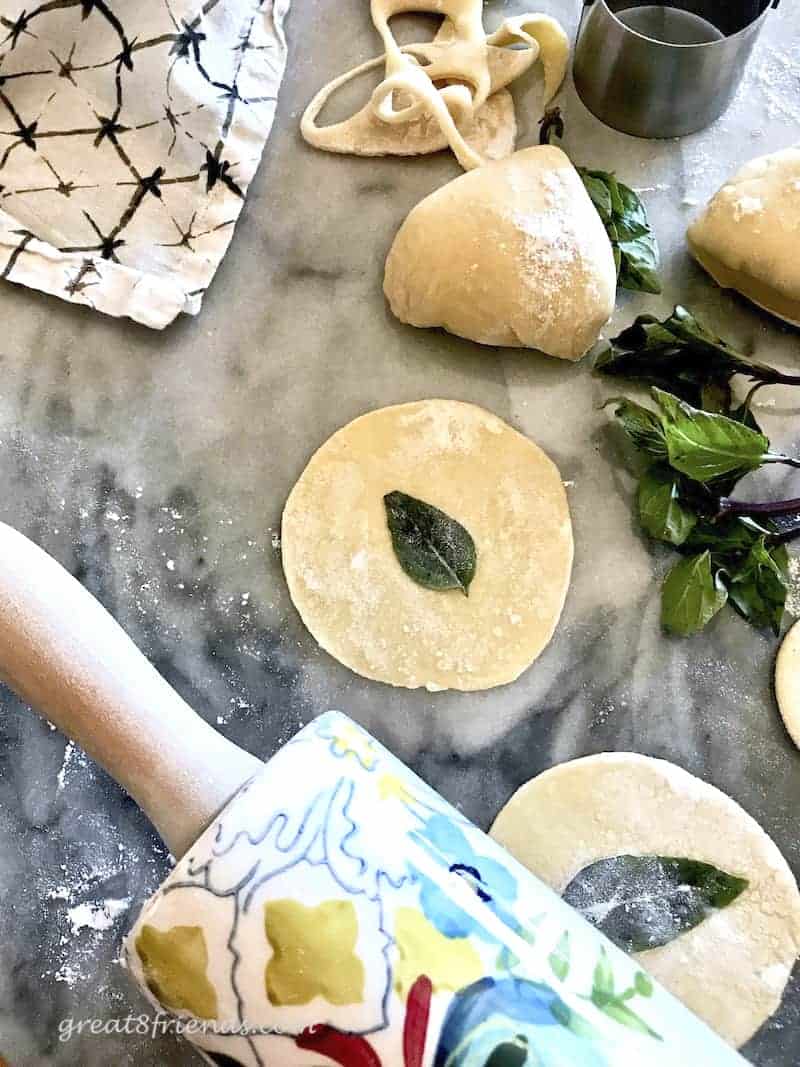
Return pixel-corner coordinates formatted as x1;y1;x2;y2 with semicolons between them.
384;491;476;595
653;388;769;484
666;305;746;360
725;536;788;635
699;380;732;415
683;516;770;558
594;305;794;409
661;550;728;635
638;465;698;546
607;397;667;459
580;171;614;221
577;169;661;294
563;855;748;953
607;172;625;218
617;242;662;296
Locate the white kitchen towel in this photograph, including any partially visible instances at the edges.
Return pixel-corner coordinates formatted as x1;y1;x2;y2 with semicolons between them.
0;0;290;327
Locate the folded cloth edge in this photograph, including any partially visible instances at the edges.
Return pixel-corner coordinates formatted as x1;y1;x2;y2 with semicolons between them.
0;0;292;330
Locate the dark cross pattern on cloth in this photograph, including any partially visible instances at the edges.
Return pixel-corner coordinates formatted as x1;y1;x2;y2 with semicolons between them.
0;0;280;307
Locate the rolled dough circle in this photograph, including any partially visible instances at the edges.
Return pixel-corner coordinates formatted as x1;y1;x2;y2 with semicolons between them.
490;753;800;1047
281;399;573;691
776;618;800;750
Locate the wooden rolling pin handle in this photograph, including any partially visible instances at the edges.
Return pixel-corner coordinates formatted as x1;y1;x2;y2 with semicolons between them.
0;522;262;857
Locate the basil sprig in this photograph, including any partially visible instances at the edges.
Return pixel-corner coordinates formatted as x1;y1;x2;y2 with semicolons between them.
577;168;661;294
601;307;800;636
596;304;800;409
539;108;661;295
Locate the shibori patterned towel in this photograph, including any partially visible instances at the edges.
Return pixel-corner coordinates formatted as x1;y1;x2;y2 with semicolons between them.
0;0;290;328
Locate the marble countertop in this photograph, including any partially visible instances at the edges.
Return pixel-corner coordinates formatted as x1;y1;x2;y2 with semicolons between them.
1;0;800;1063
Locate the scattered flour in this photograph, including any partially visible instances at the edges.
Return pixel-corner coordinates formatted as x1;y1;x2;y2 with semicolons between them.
56;740;87;793
733;195;764;220
66;898;131;935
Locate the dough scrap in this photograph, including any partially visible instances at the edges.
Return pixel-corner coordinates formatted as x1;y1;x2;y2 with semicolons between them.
687;147;800;327
383;145;617;360
301;43;520;160
301;6;569;170
490;753;800;1047
281;399;573;692
775;618;800;750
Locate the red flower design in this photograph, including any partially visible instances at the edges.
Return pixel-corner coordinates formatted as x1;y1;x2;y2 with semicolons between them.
296;975;433;1067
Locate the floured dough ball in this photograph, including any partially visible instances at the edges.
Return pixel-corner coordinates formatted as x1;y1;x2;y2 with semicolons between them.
688;147;800;326
490;753;800;1047
775;618;800;750
281;399;573;691
383;146;617;360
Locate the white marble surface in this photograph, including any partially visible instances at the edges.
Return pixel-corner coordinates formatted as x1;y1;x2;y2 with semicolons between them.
1;0;800;1063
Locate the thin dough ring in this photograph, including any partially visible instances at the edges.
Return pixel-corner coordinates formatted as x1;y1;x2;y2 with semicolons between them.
490;753;800;1047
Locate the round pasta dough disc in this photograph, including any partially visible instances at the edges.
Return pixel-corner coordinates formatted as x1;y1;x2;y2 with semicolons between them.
775;618;800;750
281;399;573;691
490;753;800;1047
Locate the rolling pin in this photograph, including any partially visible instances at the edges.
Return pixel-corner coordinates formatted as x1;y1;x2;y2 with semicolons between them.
0;522;747;1066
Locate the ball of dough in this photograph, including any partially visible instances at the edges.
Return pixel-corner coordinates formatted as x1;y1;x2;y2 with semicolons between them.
383;146;617;360
490;753;800;1047
775;618;800;751
281;399;573;691
687;147;800;326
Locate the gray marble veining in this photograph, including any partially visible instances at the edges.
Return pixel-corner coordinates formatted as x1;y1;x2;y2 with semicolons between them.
1;0;800;1063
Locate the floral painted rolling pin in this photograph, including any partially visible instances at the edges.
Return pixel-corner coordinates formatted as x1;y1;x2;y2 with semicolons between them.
0;523;746;1066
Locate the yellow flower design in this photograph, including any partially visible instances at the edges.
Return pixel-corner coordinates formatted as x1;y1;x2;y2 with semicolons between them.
327;721;378;770
264;899;365;1006
393;907;482;999
378;772;417;806
136;924;218;1019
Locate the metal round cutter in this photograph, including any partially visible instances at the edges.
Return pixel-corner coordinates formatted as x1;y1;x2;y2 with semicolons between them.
573;0;780;139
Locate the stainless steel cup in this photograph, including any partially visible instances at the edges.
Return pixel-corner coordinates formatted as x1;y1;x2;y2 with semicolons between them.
573;0;780;138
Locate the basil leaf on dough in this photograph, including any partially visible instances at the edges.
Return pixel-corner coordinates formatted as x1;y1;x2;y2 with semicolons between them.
638;465;697;546
563;855;748;953
577;168;662;294
661;550;728;635
384;491;476;595
653;388;770;484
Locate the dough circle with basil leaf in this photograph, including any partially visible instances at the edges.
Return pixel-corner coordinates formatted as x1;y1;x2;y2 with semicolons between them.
281;399;572;691
490;753;800;1047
